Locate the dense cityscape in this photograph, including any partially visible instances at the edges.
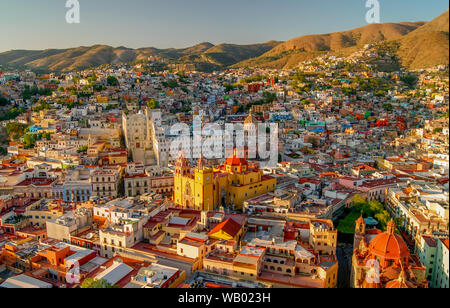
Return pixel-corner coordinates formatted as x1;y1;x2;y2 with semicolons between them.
0;4;448;291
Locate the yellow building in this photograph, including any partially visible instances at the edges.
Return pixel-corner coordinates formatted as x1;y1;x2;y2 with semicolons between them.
25;200;65;228
97;96;108;104
174;150;276;211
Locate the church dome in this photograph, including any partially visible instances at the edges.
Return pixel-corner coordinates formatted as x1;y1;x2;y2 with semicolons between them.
225;149;248;168
368;220;409;260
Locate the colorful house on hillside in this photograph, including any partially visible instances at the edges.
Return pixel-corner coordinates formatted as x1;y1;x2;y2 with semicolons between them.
28;125;43;133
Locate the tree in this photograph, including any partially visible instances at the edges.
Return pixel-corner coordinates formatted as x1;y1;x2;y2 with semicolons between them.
0;95;8;106
6;122;27;137
80;278;118;289
224;83;235;92
353;194;367;207
375;210;391;230
262;91;276;104
401;74;418;89
88;75;98;83
42;132;52;140
107;76;119;87
77;146;88;153
23;134;36;149
368;200;384;215
166;79;179;89
93;84;107;92
146;99;159;109
383;103;393;112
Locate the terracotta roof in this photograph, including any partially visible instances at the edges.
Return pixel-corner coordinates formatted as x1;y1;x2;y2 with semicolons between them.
441;238;449;250
208;218;242;238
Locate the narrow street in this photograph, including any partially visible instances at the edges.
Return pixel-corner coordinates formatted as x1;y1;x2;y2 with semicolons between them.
336;243;353;288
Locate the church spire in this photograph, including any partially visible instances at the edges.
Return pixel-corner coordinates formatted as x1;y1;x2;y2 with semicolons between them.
197;153;204;170
387;219;396;235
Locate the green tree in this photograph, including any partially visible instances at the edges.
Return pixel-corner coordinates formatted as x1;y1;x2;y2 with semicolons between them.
6;122;27;137
146;99;160;109
80;278;118;289
383;103;393;112
77;146;88;153
353;194;367;207
23;134;36;149
375;210;391;230
401;74;418;89
93;84;107;92
0;95;8;106
262;91;276;104
164;79;179;89
107;76;119;87
42;132;52;140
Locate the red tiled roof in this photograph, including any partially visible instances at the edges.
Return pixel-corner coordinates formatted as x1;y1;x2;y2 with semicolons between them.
208;218;242;238
441;238;449;250
422;236;437;248
299;177;322;185
15;178;55;187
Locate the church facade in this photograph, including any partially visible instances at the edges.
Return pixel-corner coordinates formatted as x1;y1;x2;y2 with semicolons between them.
351;216;428;288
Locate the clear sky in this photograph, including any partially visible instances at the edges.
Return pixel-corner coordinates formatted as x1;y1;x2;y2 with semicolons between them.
0;0;448;52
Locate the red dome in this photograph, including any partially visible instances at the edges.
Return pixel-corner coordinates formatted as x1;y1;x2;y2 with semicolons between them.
369;222;409;260
225;149;248;167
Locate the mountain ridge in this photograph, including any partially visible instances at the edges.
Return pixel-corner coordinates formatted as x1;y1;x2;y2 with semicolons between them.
0;10;448;73
0;41;281;73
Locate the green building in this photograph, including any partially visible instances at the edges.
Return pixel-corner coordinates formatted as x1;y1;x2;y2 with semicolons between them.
416;235;449;288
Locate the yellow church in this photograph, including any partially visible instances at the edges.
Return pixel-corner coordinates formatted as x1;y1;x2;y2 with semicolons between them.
174;149;277;211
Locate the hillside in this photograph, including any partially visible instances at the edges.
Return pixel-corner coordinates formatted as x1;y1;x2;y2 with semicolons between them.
235;22;425;69
0;9;447;73
396;10;449;70
0;41;281;73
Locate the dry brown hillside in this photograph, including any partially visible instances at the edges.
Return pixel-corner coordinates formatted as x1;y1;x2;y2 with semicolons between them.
397;10;449;70
0;41;281;72
236;22;425;69
268;22;424;54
